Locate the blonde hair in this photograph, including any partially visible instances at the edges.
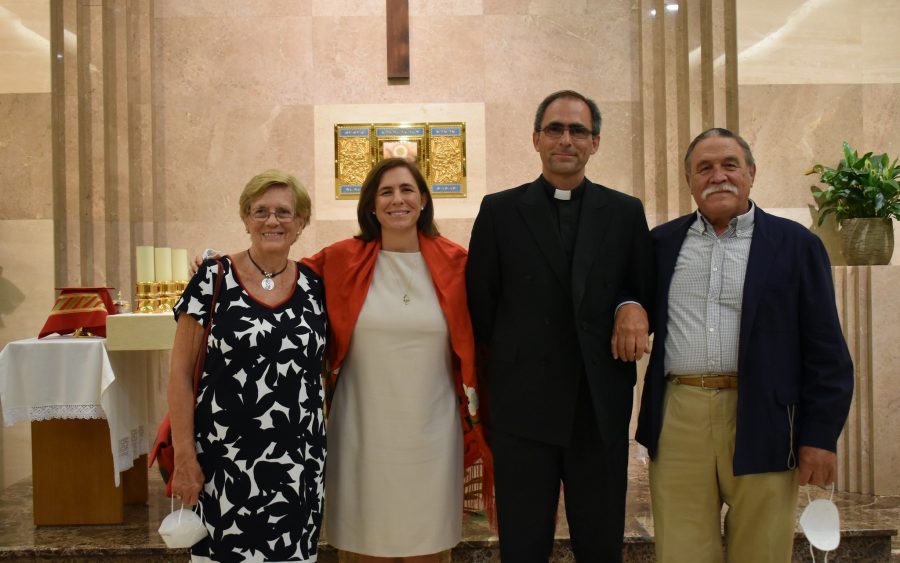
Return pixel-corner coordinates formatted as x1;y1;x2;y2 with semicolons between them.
239;169;311;225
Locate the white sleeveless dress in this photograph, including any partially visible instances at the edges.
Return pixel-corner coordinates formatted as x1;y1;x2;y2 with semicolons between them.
324;250;464;556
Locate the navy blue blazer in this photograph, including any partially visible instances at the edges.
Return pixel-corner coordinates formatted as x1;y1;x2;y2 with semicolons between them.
635;206;854;475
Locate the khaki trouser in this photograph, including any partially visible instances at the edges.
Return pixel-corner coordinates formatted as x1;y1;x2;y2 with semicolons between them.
649;380;798;563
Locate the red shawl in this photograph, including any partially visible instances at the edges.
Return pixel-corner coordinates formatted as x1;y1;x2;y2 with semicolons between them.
302;232;495;523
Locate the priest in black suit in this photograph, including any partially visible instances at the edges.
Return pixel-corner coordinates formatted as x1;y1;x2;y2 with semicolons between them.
466;90;653;562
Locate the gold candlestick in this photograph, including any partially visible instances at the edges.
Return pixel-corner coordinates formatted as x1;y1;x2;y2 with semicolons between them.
135;281;160;314
156;281;176;312
173;280;188;301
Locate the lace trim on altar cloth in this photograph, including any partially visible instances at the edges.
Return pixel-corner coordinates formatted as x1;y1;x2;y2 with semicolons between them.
2;405;105;426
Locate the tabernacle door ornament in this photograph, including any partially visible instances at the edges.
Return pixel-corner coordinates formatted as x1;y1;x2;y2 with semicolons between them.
335;125;374;199
427;123;466;198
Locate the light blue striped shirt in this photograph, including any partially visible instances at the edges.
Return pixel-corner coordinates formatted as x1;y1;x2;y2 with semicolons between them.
664;204;755;376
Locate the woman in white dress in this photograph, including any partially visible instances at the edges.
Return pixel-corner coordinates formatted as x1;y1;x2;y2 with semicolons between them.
302;158;493;562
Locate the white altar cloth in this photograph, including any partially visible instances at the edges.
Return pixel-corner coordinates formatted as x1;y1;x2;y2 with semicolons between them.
0;335;148;486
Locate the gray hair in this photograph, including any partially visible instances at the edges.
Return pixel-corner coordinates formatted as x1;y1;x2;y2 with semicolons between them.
684;128;755;172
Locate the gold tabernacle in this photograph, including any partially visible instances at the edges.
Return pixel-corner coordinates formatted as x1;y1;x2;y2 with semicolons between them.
334;122;466;199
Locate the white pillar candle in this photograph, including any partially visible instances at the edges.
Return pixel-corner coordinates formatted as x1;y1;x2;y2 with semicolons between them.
172;248;189;281
136;246;155;283
155;247;173;281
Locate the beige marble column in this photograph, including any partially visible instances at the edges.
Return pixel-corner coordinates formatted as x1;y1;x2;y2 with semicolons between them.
834;265;900;495
50;0;156;293
636;0;739;227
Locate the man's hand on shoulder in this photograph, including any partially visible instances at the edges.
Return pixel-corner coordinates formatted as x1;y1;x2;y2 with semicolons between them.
611;303;650;362
190;248;223;276
798;446;837;488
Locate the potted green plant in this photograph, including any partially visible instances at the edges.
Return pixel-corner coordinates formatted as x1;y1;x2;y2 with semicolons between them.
807;141;900;265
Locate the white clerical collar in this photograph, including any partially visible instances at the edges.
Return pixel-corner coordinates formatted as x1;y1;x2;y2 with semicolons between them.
554;189;573;201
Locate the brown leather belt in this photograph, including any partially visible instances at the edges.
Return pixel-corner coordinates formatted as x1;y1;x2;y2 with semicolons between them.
669;373;738;389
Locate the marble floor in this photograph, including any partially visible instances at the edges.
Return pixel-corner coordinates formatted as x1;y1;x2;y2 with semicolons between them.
0;450;896;562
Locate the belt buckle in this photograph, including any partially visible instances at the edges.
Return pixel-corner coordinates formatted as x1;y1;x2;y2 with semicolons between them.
700;374;715;390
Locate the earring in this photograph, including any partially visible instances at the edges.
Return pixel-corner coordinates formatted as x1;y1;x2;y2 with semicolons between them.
420;207;424;211
371;211;376;215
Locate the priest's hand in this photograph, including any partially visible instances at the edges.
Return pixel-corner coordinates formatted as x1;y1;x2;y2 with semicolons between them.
612;303;650;362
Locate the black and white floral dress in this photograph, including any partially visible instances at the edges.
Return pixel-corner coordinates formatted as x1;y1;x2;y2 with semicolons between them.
174;257;327;563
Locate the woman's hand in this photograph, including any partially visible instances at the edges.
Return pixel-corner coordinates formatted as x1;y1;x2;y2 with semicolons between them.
171;455;205;507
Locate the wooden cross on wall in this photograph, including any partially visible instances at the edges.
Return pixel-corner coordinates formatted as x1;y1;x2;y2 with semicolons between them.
386;0;409;79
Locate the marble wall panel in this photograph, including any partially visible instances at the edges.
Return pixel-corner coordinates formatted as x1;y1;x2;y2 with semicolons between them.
310;15;485;103
862;84;900;157
154;0;310;18
483;0;593;15
482;9;635;104
157;102;315;223
739;84;864;211
409;0;483;16
738;0;900;86
861;1;900;84
311;0;383;17
588;100;641;199
0;0;51;94
0;94;52;220
313;0;483;17
737;0;862;85
484;99;544;193
0;221;50;489
0;219;55;375
0;219;53;341
154;15;312;107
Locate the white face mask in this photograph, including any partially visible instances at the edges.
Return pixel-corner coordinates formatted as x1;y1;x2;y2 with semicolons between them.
158;497;208;549
799;485;840;559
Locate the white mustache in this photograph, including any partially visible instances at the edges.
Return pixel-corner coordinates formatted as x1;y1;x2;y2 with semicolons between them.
701;183;739;200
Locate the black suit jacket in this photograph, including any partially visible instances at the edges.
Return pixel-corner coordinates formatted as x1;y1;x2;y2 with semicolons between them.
635;207;854;474
466;177;653;447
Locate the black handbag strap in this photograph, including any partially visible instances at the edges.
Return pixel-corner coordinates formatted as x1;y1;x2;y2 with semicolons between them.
192;260;224;400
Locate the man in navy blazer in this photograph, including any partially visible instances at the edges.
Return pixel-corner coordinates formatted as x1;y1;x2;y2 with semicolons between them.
636;128;853;562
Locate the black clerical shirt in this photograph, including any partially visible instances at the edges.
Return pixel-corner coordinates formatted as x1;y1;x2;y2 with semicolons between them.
540;176;586;264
